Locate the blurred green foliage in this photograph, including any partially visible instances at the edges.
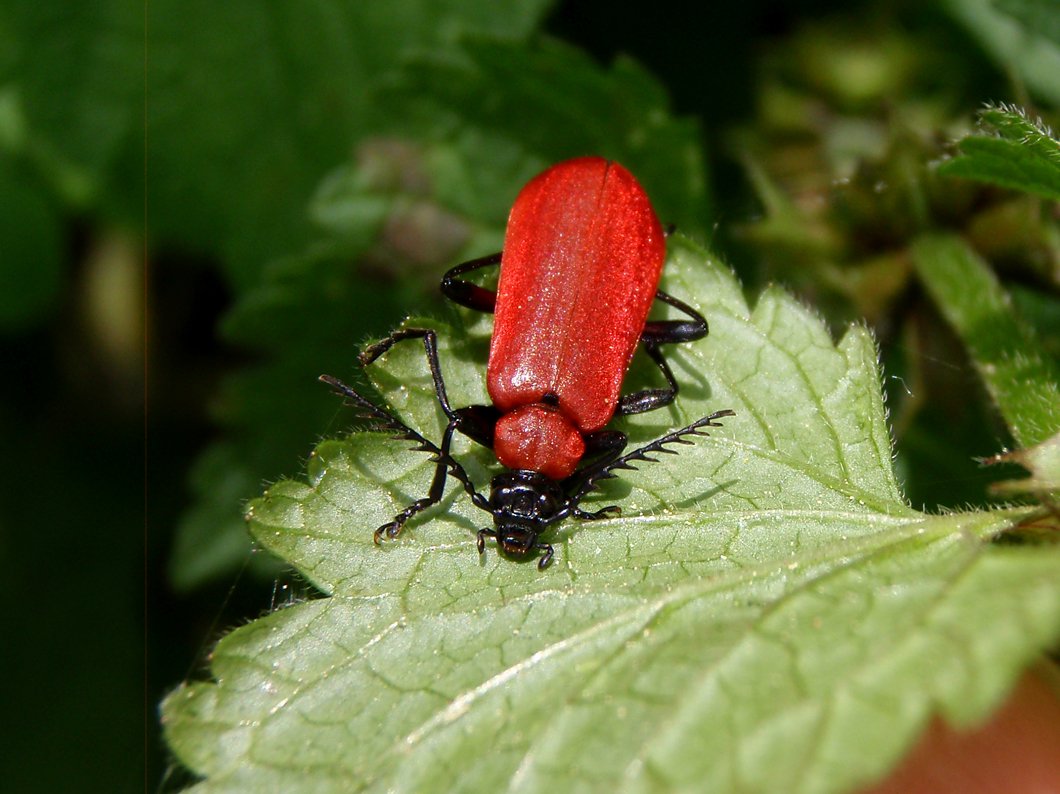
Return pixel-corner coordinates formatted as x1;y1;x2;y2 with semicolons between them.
0;0;1055;791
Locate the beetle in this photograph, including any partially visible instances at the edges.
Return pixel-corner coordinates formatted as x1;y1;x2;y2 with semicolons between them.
322;156;733;568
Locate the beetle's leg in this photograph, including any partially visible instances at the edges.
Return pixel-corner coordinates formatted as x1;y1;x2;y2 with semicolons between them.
572;505;621;520
569;409;735;508
361;329;502;450
476;528;496;555
441;252;501;313
454;404;501;450
616;290;708;417
360;327;458;421
615;344;678;415
642;289;709;345
536;543;554;570
319;375;492;541
373;418;461;542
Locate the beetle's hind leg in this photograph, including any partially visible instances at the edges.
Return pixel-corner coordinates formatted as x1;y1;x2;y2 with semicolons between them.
440;252;501;312
359;327;459;422
616;290;709;417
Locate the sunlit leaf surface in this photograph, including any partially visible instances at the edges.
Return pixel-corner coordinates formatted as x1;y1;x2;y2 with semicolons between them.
163;241;1060;794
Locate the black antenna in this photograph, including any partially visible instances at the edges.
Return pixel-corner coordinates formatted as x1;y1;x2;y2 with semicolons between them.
319;375;491;536
571;409;736;506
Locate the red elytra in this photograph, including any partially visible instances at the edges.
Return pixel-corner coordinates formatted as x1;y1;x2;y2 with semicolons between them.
321;156;733;569
489;157;667;478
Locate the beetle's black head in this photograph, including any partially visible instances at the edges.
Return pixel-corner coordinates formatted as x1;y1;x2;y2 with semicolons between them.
489;470;566;526
482;470;568;562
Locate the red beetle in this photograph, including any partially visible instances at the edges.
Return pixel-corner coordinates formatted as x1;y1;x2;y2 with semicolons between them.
322;157;733;568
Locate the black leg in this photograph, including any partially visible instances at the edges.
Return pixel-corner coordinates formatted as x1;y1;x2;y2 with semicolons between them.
356;329;487;535
616;344;678;416
373;418;462;542
536;543;554;570
360;328;458;421
440;252;501;312
641;289;708;345
318;374;492;541
615;289;709;417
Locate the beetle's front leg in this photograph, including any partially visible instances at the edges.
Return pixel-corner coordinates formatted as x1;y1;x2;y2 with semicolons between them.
476;528;496;556
572;505;621;520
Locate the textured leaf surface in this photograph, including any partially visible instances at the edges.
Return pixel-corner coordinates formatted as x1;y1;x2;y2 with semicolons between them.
163;241;1060;793
939;105;1060;201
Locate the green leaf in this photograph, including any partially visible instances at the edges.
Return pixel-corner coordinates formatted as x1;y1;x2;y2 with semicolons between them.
162;240;1060;793
987;429;1060;496
391;37;710;234
912;233;1060;448
939;105;1060;201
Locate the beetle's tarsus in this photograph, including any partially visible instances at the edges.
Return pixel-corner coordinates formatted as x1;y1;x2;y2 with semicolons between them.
575;505;620;520
374;521;406;543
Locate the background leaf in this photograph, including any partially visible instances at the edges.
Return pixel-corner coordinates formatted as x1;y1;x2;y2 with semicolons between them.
912;234;1060;448
0;0;142;208
0;156;63;329
162;242;1060;793
938;105;1060;201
